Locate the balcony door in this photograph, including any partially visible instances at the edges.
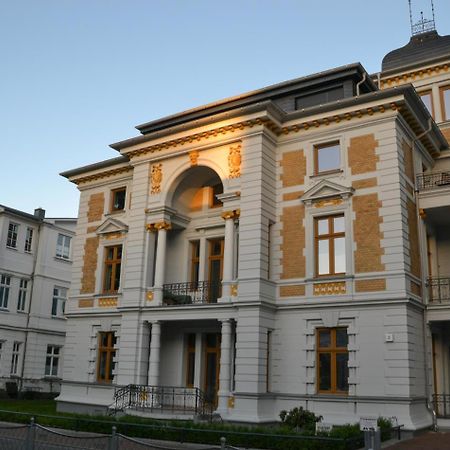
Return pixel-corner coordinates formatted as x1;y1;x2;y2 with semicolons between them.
203;333;221;407
208;238;224;302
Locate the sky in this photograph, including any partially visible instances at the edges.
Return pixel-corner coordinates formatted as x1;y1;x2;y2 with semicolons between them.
1;0;449;218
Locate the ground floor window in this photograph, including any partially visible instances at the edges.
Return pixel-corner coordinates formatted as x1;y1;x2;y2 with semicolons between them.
186;333;196;387
10;342;21;375
97;332;116;383
45;345;61;377
316;327;348;394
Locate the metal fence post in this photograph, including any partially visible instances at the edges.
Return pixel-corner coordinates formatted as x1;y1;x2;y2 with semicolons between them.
109;425;118;450
26;417;36;450
220;436;226;450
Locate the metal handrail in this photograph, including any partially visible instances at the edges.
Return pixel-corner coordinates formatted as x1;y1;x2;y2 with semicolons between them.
416;172;450;191
433;394;450;418
428;277;450;303
163;281;222;305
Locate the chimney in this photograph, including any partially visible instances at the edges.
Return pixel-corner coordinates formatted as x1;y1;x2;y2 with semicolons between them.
34;208;46;220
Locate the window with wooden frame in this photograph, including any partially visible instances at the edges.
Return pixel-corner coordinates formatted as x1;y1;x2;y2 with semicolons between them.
97;332;116;383
441;85;450;122
315;215;346;276
317;327;348;394
190;241;200;285
419;90;434;118
186;333;196;387
209;183;223;208
110;187;126;212
103;245;122;293
314;142;340;175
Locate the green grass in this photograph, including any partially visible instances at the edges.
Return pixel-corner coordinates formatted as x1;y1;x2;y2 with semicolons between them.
0;399;57;415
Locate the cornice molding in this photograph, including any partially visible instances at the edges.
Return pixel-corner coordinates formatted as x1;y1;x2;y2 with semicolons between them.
380;62;449;88
72;166;133;186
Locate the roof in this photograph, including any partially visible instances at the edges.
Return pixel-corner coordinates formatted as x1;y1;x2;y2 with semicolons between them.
60;155;129;179
382;30;450;74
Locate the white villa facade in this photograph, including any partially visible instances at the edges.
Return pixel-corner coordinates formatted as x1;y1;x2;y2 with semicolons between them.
0;205;76;394
57;28;450;429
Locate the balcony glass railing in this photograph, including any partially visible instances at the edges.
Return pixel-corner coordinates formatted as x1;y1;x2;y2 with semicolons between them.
428;277;450;303
162;281;221;305
416;172;450;191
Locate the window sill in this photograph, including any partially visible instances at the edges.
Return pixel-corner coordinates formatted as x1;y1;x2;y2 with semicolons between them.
51;315;66;320
43;376;62;381
306;274;353;283
0;308;9;313
105;210;125;216
16;310;27;314
54;256;72;264
310;169;343;179
5;246;18;251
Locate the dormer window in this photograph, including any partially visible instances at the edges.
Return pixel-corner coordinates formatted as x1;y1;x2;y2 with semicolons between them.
314;142;340;175
111;188;126;212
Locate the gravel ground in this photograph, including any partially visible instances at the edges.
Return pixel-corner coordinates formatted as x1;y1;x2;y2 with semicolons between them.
384;431;450;450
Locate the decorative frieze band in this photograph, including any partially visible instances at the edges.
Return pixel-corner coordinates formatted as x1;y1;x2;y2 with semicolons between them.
98;297;118;307
313;281;346;296
380;63;449;88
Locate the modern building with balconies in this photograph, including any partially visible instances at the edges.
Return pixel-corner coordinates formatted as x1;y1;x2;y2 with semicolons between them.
57;23;450;429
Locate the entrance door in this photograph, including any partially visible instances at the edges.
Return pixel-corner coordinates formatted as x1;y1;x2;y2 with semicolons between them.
208;238;224;302
203;333;221;407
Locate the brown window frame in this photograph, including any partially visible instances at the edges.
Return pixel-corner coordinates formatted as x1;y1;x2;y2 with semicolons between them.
316;327;348;394
110;187;126;213
190;241;200;284
314;141;341;175
440;85;450;122
419;90;435;119
209;183;223;209
102;245;122;294
97;331;116;383
185;333;196;387
314;214;345;277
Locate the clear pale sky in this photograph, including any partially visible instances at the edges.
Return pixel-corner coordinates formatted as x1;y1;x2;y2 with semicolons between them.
1;0;449;218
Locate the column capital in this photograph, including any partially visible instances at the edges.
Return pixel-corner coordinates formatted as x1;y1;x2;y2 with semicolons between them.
221;209;240;220
146;221;172;232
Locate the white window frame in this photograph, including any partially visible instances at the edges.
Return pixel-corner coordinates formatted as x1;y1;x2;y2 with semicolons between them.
17;279;28;312
52;286;67;317
45;345;61;377
0;275;11;309
24;227;34;253
6;223;19;249
56;234;71;260
10;342;21;375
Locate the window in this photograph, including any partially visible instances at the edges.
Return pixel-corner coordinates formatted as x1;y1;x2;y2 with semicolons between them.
97;332;116;383
52;287;67;317
45;345;60;377
315;215;346;276
314;142;340;174
6;223;18;249
419;90;434;118
209;183;223;208
111;187;126;212
24;227;33;253
103;245;122;293
441;86;450;121
17;279;28;312
186;334;196;387
190;241;200;284
266;330;272;392
56;234;71;260
10;342;21;375
0;341;3;363
317;328;348;394
0;275;11;309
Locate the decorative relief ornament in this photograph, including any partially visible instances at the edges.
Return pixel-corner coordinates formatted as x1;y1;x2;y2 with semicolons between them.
313;198;343;208
230;284;238;297
313;282;346;296
146;291;154;301
151;163;162;194
146;221;172;232
221;209;240;220
228;145;241;178
98;297;118;307
189;150;199;166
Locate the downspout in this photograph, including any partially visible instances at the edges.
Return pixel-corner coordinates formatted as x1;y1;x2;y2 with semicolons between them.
413;118;438;430
19;218;43;393
356;72;367;96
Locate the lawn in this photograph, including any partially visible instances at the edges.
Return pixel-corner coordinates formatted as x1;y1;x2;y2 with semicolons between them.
0;398;57;415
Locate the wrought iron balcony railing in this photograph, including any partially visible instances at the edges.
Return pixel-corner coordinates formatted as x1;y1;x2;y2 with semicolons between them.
433;394;450;418
112;384;214;417
428;277;450;303
163;281;221;305
416;172;450;191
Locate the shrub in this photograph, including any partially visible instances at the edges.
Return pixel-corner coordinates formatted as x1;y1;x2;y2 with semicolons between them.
279;406;323;431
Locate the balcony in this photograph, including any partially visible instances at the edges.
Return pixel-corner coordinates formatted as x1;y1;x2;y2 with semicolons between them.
416;172;450;211
428;277;450;304
162;281;221;306
416;172;450;191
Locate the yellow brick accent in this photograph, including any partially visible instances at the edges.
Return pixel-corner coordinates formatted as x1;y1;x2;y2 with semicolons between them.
407;199;421;279
280;284;305;297
348;134;379;175
355;279;386;292
87;226;97;234
352;177;377;190
353;194;384;273
280;150;306;187
80;236;99;294
283;191;303;201
87;193;104;223
281;205;305;279
79;299;94;308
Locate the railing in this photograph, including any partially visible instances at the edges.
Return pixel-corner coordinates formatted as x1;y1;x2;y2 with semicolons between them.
112;384;214;418
433;394;450;418
416;172;450;191
163;281;221;305
428;277;450;303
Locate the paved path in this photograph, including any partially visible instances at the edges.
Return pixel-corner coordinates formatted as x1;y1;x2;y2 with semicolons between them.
385;431;450;449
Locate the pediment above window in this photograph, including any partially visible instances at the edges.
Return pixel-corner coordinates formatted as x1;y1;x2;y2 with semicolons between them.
95;217;128;237
301;179;354;206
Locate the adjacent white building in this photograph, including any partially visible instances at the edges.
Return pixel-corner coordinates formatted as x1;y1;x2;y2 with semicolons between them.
0;205;76;394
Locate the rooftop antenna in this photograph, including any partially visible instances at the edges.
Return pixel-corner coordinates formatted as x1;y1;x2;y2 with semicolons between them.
408;0;436;36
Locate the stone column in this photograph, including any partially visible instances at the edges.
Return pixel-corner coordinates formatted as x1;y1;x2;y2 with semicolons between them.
217;319;233;415
147;321;161;386
147;221;171;304
221;210;239;299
